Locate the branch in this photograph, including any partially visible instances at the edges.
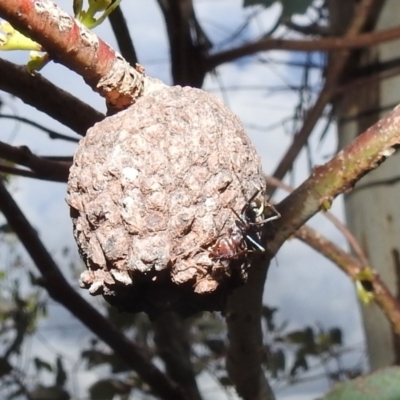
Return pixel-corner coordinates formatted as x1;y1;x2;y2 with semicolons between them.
264;175;369;266
295;225;400;335
0;0;146;111
225;3;378;396
226;258;276;400
0;114;80;143
156;0;210;87
266;0;377;197
108;5;138;66
0;163;62;182
0;58;104;136
270;101;400;255
153;312;203;400
0;141;70;182
205;20;400;71
0;179;185;400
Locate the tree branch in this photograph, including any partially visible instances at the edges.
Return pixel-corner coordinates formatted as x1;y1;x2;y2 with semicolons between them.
0;58;104;136
0;0;146;111
0;163;62;182
264;175;369;266
205;17;400;71
226;258;276;400
0;114;80;143
270;101;400;255
156;0;210;87
153;312;203;400
266;0;377;197
0;179;185;400
296;225;400;335
108;5;138;66
0;141;70;182
225;3;378;396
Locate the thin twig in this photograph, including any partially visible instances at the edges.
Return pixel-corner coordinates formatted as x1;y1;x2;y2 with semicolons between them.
0;141;70;182
0;58;104;136
108;5;138;66
269;100;400;255
264;175;369;266
0;163;63;182
266;0;377;197
0;114;80;143
205;19;400;70
296;225;400;336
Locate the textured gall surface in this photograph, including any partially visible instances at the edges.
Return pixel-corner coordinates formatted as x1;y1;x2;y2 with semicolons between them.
67;86;265;316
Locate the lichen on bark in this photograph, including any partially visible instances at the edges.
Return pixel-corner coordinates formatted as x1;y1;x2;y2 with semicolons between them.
67;85;265;317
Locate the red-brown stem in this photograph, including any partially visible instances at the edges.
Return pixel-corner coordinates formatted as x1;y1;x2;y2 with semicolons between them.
296;225;400;335
266;0;376;196
0;0;145;110
265;175;369;266
0;141;70;182
270;103;400;255
205;24;400;71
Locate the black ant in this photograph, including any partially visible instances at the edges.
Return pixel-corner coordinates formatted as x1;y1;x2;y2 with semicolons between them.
209;188;280;261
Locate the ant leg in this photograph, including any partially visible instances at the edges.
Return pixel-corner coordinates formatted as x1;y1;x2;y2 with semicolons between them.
244;235;265;252
251;203;281;225
240;188;261;215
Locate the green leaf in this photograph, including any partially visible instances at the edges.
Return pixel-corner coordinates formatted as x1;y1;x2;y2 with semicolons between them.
29;385;70;400
89;379;131;400
317;367;400;400
0;21;41;51
285;327;315;347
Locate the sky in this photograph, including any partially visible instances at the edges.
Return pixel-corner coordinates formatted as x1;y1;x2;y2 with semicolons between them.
0;1;367;399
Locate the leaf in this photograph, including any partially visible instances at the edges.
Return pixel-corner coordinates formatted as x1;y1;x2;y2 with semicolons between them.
261;305;278;331
33;357;53;373
268;349;285;378
280;0;313;16
243;0;275;8
290;350;308;377
29;385;70;400
317;367;400;400
285;326;315;348
218;375;233;387
329;328;342;346
81;349;128;373
89;379;131;400
204;338;226;356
